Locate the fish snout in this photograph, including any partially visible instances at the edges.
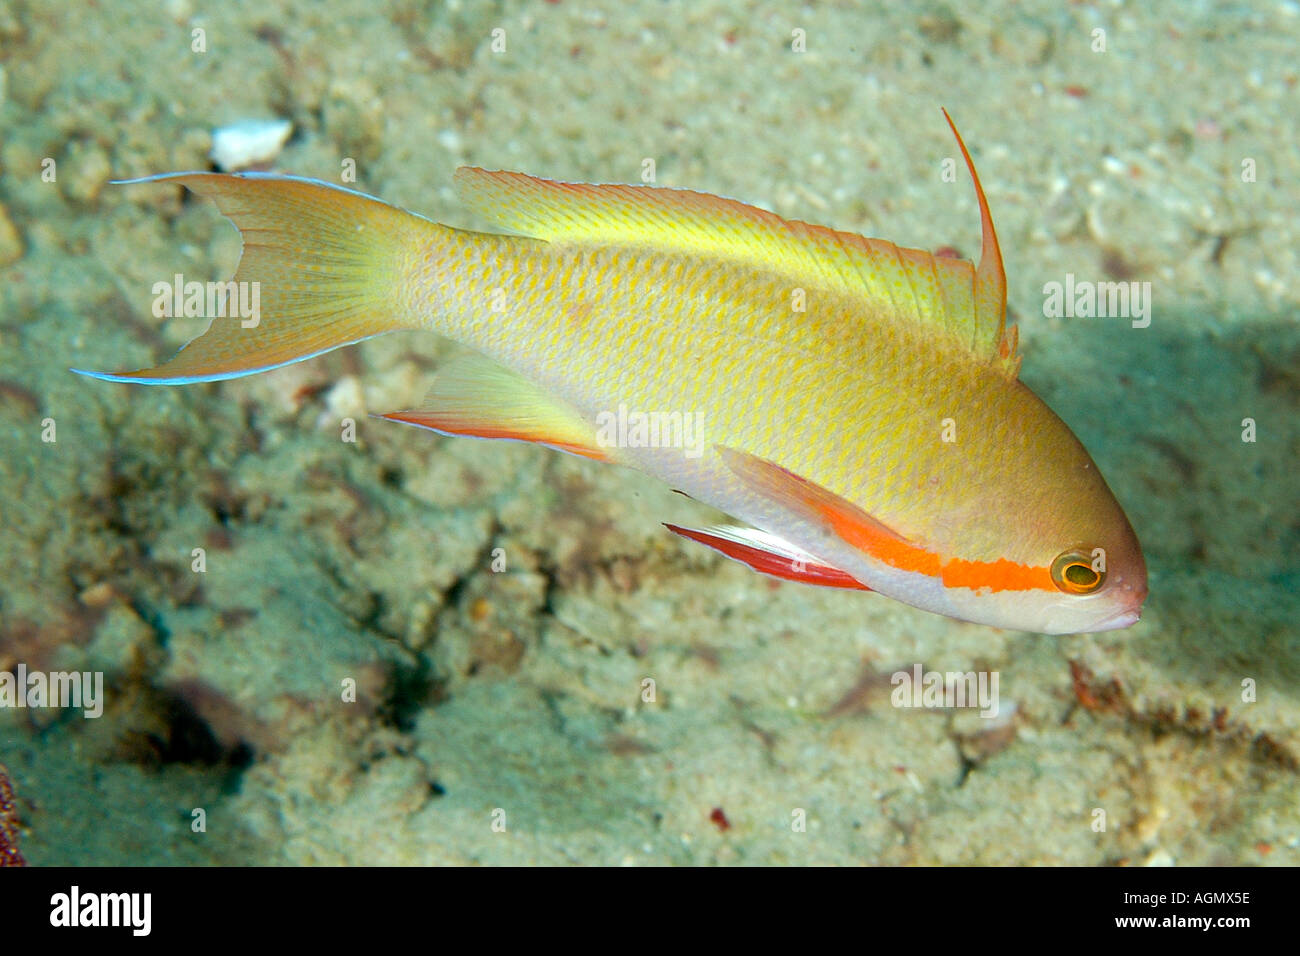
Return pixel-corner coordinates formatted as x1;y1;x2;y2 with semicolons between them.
1098;562;1148;631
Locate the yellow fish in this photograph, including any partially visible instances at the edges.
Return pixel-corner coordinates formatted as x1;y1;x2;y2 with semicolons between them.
78;112;1147;634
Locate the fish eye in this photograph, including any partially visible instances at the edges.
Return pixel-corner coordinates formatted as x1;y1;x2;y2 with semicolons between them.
1051;549;1105;595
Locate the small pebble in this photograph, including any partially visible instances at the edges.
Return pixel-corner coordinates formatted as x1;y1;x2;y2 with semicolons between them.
61;140;112;205
210;118;292;172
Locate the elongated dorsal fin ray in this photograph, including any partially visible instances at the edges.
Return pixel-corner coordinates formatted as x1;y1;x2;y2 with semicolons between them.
941;109;1017;377
455;123;1019;378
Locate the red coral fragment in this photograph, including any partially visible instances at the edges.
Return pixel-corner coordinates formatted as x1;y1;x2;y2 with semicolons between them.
1068;659;1127;713
0;764;25;867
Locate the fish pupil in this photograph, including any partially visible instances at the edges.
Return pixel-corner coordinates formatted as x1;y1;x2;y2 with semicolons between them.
1064;563;1097;588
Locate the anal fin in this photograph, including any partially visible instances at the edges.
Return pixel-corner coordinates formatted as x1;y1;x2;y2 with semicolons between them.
379;355;611;461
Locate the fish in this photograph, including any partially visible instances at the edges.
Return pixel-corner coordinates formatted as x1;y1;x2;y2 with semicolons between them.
75;110;1147;634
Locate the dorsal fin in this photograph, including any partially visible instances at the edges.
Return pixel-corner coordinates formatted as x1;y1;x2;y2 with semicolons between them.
453;114;1019;378
941;108;1018;377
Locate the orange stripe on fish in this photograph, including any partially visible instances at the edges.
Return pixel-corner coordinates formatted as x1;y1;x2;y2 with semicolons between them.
939;556;1054;594
717;445;1055;593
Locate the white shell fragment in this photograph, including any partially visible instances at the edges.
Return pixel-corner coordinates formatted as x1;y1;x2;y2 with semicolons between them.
209;118;293;171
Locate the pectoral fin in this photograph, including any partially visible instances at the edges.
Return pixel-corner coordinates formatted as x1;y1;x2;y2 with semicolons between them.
714;445;939;576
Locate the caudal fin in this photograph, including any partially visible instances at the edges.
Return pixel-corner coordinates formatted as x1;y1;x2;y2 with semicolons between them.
74;172;430;384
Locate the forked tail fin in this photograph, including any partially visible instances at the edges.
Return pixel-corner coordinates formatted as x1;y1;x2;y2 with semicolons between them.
74;172;431;384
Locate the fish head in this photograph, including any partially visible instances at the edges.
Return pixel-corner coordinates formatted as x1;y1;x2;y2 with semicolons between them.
933;410;1149;635
941;505;1148;635
715;435;1147;636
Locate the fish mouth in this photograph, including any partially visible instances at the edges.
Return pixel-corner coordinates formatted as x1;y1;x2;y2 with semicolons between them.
1092;606;1142;632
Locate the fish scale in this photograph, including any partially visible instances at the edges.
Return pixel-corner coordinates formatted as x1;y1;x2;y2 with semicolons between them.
414;236;1088;571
